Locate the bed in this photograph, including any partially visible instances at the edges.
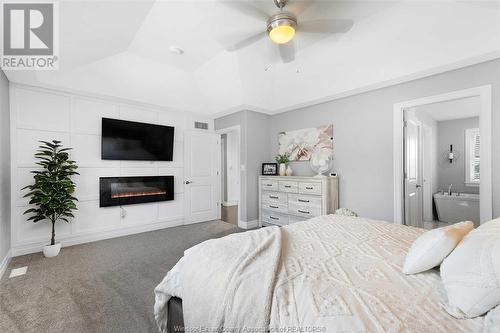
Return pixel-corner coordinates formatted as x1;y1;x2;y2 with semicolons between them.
154;215;499;332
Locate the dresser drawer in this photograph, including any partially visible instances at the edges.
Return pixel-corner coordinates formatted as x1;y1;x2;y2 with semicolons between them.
289;216;306;224
279;181;298;193
261;191;287;204
298;182;322;195
288;203;321;219
262;202;288;214
261;179;278;191
288;194;322;208
262;211;289;226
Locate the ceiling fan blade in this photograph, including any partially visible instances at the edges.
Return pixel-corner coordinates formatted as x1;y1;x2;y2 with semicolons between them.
288;0;316;16
218;0;269;21
219;31;266;51
279;42;295;63
298;19;354;34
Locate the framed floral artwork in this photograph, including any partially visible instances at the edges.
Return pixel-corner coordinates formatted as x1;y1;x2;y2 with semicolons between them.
278;125;333;161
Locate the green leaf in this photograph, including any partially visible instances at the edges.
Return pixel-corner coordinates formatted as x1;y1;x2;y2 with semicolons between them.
23;208;38;215
23;140;79;229
39;141;57;148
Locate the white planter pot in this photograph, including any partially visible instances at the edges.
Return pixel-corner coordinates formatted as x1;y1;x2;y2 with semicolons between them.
43;243;61;258
279;163;286;176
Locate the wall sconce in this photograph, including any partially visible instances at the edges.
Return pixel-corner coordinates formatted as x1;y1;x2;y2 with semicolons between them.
440;145;460;168
448;144;454;163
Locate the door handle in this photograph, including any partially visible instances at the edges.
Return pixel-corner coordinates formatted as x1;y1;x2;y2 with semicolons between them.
185;180;192;184
416;184;422;188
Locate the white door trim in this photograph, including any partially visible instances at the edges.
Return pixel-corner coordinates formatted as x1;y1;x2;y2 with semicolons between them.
393;85;492;224
421;124;434;222
216;125;243;228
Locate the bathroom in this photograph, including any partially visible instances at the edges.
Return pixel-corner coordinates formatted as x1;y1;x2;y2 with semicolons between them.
404;95;481;229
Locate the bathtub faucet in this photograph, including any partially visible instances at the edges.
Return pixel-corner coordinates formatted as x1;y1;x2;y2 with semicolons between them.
448;184;453;196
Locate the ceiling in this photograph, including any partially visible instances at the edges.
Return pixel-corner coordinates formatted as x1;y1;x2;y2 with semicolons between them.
417;96;481;122
4;0;500;117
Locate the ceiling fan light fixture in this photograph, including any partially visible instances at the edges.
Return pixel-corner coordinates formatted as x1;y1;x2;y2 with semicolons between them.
267;12;297;44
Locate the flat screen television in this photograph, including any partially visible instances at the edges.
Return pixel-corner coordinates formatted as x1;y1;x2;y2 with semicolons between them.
101;118;174;161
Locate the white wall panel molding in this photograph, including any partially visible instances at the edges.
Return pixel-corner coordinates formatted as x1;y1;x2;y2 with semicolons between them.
11;218;184;257
10;84;212;256
119;105;159;124
72;97;118;135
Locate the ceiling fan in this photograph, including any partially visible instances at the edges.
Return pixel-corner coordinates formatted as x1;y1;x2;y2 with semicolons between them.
218;0;354;63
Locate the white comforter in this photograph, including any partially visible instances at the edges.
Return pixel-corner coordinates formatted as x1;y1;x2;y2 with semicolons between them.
154;215;499;332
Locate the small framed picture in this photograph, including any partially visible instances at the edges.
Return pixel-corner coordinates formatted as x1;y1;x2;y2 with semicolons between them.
262;163;278;176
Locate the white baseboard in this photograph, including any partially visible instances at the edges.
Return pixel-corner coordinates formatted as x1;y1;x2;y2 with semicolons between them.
222;201;238;207
11;218;184;257
238;219;260;229
0;249;12;279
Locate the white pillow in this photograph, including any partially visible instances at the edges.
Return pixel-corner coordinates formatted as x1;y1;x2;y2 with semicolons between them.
441;218;500;318
402;221;474;274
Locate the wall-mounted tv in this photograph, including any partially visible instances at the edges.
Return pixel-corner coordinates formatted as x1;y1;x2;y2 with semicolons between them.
101;118;174;161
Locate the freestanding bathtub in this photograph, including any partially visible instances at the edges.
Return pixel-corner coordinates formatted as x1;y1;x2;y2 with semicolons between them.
433;192;479;225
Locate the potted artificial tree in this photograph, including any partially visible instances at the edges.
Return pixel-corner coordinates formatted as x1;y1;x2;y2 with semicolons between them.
275;153;290;176
23;140;79;258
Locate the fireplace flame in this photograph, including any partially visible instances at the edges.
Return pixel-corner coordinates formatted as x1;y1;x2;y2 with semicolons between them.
111;190;167;199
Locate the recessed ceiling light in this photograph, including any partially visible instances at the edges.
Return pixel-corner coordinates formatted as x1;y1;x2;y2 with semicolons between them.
169;46;184;55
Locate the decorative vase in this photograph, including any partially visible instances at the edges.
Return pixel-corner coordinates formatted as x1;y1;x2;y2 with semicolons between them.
43;243;61;258
285;165;293;176
279;163;286;176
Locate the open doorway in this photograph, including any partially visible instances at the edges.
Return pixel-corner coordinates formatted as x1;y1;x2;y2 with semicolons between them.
218;127;240;226
394;86;492;228
404;97;480;229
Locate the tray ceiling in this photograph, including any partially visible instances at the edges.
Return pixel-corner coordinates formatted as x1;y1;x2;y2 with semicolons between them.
4;0;500;116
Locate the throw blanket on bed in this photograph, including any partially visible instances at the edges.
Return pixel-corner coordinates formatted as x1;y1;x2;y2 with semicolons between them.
155;215;495;332
154;226;282;332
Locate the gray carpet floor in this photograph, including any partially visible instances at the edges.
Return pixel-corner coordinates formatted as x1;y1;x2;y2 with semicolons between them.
0;220;242;333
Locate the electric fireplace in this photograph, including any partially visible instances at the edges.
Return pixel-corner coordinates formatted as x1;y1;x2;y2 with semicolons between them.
99;176;174;207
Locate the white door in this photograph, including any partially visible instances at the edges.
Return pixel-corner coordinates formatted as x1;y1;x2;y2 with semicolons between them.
404;115;423;227
184;131;219;224
422;125;433;222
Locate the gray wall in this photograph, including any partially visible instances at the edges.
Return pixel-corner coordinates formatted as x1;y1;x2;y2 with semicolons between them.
245;111;271;221
215;110;271;222
265;59;500;221
437;117;480;194
0;70;10;264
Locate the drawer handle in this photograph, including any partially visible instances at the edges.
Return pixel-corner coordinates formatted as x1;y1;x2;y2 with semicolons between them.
305;186;314;190
270;216;279;220
266;184;273;187
284;185;291;188
298;210;310;214
269;196;279;199
269;205;279;209
298;199;310;203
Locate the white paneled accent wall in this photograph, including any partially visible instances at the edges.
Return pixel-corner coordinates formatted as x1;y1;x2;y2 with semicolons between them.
10;84;213;256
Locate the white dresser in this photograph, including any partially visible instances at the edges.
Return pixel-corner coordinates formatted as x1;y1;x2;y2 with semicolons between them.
258;176;339;227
